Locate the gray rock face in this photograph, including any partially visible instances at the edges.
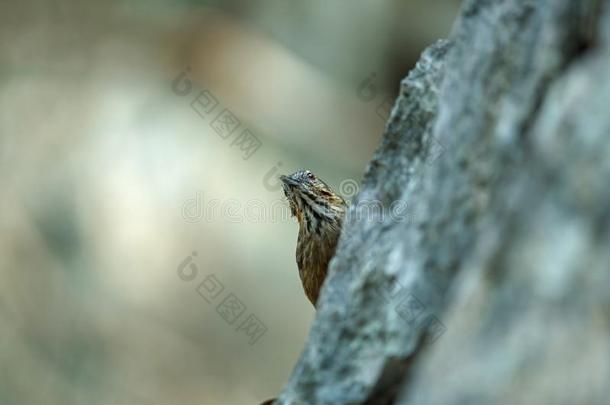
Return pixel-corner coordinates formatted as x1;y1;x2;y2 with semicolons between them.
278;1;610;404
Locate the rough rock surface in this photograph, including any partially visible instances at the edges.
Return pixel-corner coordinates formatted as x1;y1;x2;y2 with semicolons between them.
278;0;610;404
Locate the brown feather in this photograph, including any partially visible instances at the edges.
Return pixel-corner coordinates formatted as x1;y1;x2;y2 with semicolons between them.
281;170;347;307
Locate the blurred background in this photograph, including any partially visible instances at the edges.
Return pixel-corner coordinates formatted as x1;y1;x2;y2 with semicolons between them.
0;1;460;404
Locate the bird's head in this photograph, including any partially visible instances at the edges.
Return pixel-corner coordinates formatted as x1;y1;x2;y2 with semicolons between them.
280;170;346;234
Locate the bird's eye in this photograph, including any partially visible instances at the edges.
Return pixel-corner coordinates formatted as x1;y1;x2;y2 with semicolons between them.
306;171;315;180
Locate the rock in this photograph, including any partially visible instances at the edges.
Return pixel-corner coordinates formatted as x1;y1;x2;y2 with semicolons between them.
278;1;610;404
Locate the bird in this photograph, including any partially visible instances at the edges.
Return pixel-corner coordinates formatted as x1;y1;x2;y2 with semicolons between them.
280;170;347;307
258;171;346;405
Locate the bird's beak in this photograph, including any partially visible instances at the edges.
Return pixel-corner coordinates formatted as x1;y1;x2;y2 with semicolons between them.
280;175;299;188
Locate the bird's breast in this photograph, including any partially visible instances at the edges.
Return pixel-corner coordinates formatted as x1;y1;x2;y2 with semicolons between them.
296;227;341;306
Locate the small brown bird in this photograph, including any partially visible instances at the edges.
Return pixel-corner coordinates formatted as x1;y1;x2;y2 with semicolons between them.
258;171;345;404
280;170;347;307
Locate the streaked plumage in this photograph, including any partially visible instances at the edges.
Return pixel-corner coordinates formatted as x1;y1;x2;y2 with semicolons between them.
280;170;347;306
